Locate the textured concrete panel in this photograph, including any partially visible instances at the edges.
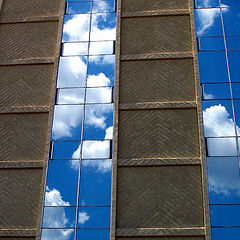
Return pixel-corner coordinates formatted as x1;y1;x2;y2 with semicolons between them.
0;64;54;107
0;113;48;161
122;0;189;13
0;238;35;240
116;166;204;228
0;22;58;62
0;0;61;21
121;16;191;55
118;109;200;159
119;59;195;103
0;169;42;229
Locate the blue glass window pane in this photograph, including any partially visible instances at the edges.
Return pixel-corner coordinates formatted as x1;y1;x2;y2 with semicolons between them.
222;8;240;36
207;157;240;204
77;207;110;228
41;229;74;240
228;51;240;83
79;159;112;205
87;56;115;87
45;160;79;206
210;205;240;226
51;105;83;141
57;57;87;88
86;87;112;103
62;15;90;42
76;229;109;240
226;37;240;51
232;83;240;99
194;0;219;8
42;206;76;228
62;42;89;56
202;83;231;100
198;37;225;51
212;228;240;240
66;2;91;14
202;100;235;137
221;0;240;7
195;9;223;37
83;104;113;140
90;13;116;41
57;88;85;105
82;140;111;159
89;41;114;55
233;101;240;136
198;51;228;83
206;137;237;156
92;1;115;13
52;141;81;159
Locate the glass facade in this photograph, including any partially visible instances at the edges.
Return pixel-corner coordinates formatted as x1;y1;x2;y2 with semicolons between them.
40;1;116;239
194;0;240;239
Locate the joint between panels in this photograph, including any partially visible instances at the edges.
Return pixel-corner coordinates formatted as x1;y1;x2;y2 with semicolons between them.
0;161;44;169
0;229;36;237
0;106;50;114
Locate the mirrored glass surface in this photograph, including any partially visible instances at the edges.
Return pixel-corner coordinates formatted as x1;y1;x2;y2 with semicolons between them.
202;100;235;137
42;206;76;228
206;137;237;156
194;9;223;37
228;51;240;82
232;83;240;99
226;37;240;51
62;14;90;42
221;0;240;7
41;229;74;240
57;57;87;88
62;42;89;56
79;159;112;205
222;8;240;36
86;87;112;103
52;141;81;159
77;207;110;228
52;105;83;140
194;0;219;8
45;160;79;206
57;88;85;105
89;41;114;55
66;2;91;14
198;37;225;51
82;140;111;159
83;104;113;140
198;51;228;83
90;13;116;41
92;1;115;13
76;229;109;240
87;56;115;87
207;157;240;204
210;205;240;226
233;101;240;136
211;228;240;240
202;83;231;100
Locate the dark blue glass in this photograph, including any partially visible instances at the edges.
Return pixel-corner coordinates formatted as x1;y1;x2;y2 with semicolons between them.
198;37;225;51
198;51;228;83
226;37;240;51
194;0;219;8
212;228;240;240
41;229;74;240
92;1;115;13
233;101;240;136
52;141;81;159
66;2;91;14
207;157;240;204
221;0;240;7
223;8;240;36
45;160;79;206
77;229;109;240
79;159;112;205
202;83;231;100
228;51;240;83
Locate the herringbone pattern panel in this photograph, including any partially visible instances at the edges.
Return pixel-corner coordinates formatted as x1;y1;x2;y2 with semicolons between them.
0;114;48;161
0;169;42;229
118;109;200;159
0;64;54;107
119;59;195;103
116;166;204;228
121;16;191;55
0;0;61;22
0;238;35;240
122;0;189;13
0;22;58;62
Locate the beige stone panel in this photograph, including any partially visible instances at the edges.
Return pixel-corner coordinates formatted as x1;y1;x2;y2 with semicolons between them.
0;113;48;161
116;166;204;228
121;16;192;55
122;0;189;13
0;169;42;229
118;109;200;159
119;59;195;103
0;0;61;22
0;64;54;107
0;22;59;62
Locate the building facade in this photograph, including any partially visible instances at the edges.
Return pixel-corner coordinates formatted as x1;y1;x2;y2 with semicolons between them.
1;0;239;240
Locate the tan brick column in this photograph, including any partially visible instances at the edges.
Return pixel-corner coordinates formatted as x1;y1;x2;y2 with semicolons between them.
0;0;65;239
111;0;211;240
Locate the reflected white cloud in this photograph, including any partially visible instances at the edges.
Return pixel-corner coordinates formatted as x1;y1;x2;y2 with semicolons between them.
42;188;73;240
82;159;112;173
87;72;111;87
78;211;90;224
105;126;113;139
